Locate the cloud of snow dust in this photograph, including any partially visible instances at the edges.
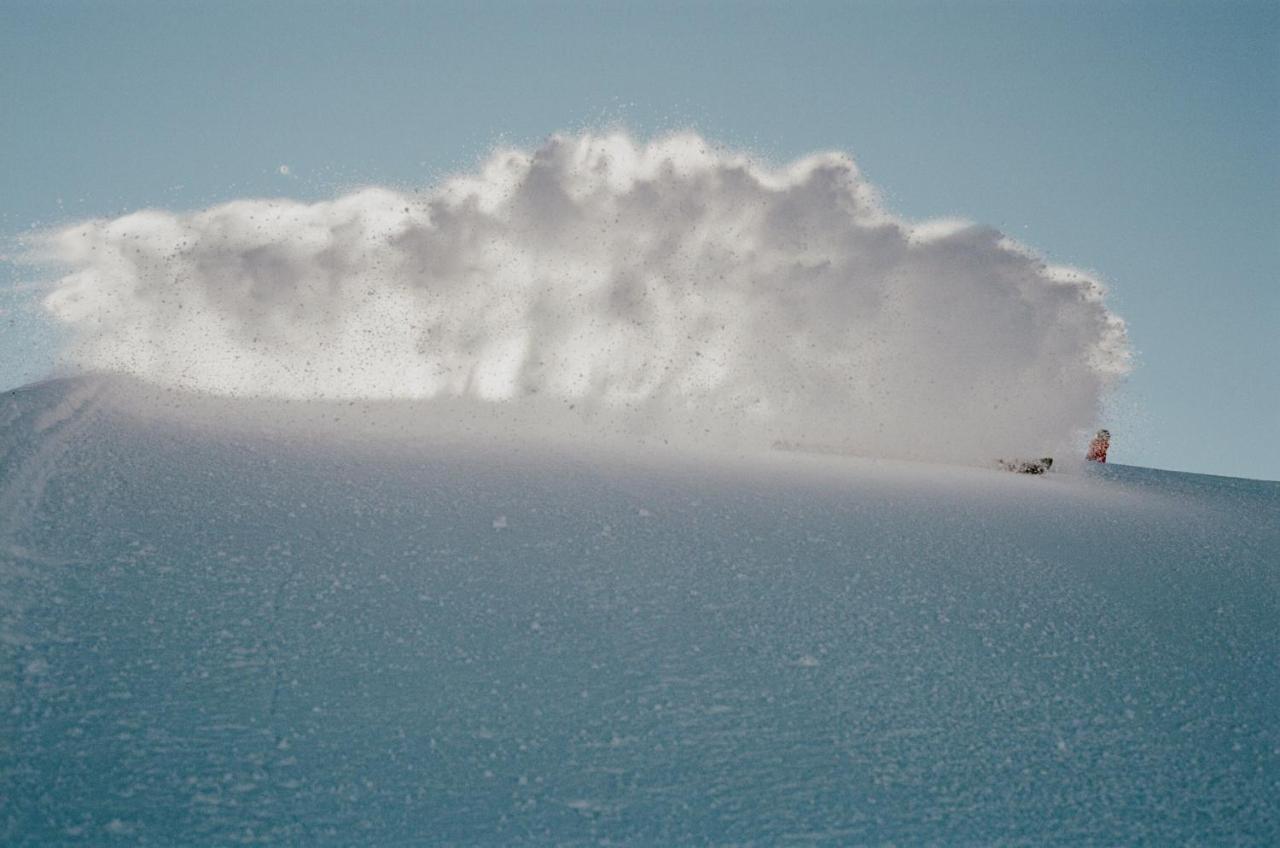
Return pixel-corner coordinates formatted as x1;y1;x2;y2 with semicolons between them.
36;131;1129;463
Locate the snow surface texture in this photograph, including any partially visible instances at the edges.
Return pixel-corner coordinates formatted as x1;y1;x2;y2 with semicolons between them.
2;377;1277;845
33;132;1128;466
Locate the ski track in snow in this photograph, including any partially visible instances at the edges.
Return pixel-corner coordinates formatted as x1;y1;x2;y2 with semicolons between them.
0;378;103;540
0;375;1277;845
1;380;106;748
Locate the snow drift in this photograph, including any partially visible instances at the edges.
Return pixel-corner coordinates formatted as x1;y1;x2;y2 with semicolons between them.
34;132;1128;464
1;376;1276;844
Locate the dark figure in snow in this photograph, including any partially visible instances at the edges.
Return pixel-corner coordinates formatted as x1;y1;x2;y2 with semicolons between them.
1087;429;1111;463
999;457;1054;474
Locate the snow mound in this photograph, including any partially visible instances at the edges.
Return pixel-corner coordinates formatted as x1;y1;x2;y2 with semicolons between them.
31;131;1128;466
1;377;1275;845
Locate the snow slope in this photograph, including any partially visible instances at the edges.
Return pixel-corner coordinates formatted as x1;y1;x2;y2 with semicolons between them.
1;376;1276;845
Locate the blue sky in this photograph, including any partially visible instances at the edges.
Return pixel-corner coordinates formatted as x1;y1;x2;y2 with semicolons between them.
2;0;1276;479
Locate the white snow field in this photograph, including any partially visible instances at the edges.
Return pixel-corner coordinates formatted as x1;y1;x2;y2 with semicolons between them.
1;375;1276;845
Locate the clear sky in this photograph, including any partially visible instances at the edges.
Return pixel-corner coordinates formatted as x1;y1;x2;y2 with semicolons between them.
2;0;1276;479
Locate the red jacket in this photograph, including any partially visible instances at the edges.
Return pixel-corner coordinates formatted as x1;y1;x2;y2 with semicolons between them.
1086;436;1109;463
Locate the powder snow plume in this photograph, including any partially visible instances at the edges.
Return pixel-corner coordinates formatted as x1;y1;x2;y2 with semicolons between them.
36;131;1128;464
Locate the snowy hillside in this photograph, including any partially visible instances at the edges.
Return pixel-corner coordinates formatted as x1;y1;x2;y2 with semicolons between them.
2;375;1277;844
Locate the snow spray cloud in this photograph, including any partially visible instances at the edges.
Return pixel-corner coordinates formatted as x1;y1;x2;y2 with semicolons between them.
38;132;1128;463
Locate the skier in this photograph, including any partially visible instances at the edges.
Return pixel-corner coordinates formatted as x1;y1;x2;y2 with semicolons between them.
1086;429;1110;463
